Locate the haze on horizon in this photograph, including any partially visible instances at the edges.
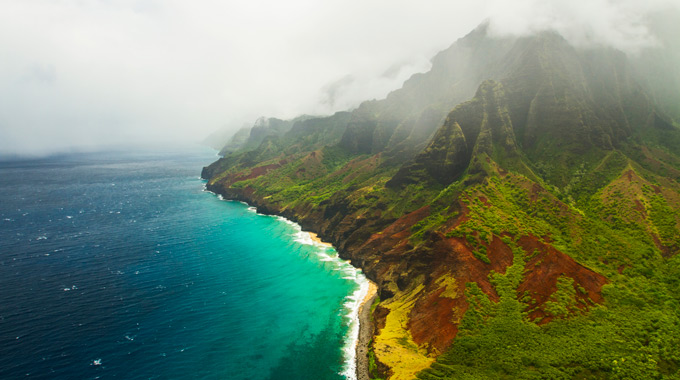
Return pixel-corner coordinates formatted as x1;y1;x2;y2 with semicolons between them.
0;0;678;157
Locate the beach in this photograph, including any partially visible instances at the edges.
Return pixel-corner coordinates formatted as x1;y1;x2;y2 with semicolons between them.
356;280;378;380
309;232;333;247
305;231;379;380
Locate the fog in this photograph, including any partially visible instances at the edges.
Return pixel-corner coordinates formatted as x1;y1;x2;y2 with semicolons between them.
486;0;679;53
0;0;677;157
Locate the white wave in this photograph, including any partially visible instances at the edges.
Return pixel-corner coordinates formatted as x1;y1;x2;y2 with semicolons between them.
282;217;368;380
292;230;315;246
276;216;297;225
340;273;369;380
232;200;370;379
202;186;225;201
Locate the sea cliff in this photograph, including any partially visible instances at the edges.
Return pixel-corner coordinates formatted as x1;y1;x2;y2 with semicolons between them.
202;23;680;380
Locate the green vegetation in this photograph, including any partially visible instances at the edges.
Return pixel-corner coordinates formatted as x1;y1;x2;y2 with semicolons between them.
418;237;680;380
203;24;680;380
368;346;385;380
543;276;579;318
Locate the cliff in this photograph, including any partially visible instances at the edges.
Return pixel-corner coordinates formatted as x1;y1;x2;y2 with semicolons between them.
203;25;680;379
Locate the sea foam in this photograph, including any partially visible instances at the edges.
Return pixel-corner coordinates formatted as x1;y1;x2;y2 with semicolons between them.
288;220;368;380
204;192;369;379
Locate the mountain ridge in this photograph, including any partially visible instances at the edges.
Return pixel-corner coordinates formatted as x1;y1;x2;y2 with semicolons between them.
203;23;680;379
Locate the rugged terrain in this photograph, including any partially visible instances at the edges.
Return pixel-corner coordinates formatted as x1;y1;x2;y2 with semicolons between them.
203;24;680;379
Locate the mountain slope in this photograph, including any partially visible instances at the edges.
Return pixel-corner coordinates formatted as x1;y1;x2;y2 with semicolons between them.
203;25;680;379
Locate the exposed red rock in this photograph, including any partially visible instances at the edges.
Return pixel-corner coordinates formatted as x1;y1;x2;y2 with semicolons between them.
225;163;282;186
516;235;608;324
408;284;463;354
363;206;431;251
408;233;517;353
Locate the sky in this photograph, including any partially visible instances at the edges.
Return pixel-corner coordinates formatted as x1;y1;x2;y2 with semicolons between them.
0;0;678;156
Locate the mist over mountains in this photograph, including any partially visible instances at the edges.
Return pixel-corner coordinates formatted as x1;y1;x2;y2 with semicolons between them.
2;0;679;157
215;13;680;166
204;15;680;380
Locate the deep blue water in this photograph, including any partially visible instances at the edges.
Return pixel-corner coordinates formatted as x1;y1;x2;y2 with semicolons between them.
0;147;365;380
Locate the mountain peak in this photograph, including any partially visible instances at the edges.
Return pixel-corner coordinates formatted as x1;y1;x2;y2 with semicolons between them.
203;21;680;380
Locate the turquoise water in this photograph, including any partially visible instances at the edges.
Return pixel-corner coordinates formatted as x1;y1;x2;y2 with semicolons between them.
0;147;366;379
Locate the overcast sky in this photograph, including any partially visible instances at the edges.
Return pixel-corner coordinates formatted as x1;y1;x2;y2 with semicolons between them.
0;0;678;156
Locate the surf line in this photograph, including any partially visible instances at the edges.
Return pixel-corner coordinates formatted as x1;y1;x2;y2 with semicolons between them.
276;213;375;380
204;186;376;380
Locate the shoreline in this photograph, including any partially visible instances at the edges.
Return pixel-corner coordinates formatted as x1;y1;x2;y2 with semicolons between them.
206;191;379;380
356;280;378;380
304;231;378;380
308;232;333;248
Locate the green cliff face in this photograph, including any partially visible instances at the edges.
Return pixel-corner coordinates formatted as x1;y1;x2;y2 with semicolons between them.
204;24;680;380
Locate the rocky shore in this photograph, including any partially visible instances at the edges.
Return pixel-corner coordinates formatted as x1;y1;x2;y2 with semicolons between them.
357;281;378;380
205;181;385;380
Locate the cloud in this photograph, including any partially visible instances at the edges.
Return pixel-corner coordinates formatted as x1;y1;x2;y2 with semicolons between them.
317;57;433;113
0;0;677;157
0;0;488;156
484;0;680;53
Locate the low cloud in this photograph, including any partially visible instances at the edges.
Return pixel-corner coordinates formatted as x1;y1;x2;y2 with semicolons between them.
0;0;488;156
0;0;677;157
485;0;680;53
317;57;432;113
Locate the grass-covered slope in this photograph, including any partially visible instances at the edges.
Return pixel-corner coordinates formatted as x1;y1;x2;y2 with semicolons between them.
203;26;680;380
412;162;680;380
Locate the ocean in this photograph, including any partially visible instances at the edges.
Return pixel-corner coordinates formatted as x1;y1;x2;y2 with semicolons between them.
0;147;366;380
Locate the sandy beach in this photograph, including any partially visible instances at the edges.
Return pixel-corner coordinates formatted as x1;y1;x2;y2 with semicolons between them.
308;232;333;247
356;280;378;380
306;231;378;380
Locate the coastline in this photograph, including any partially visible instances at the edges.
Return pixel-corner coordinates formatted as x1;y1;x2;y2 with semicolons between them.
304;231;377;380
356;280;378;380
309;232;333;248
205;187;379;380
